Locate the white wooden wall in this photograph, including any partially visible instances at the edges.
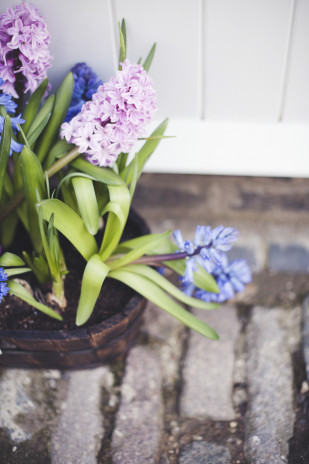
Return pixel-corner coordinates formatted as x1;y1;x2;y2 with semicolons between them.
2;0;309;177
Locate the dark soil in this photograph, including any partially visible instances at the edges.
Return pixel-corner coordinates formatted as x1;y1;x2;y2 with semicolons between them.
0;210;148;331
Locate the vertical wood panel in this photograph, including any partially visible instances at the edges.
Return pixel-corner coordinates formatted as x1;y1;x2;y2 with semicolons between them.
203;0;293;122
282;0;309;121
0;0;116;89
114;0;200;119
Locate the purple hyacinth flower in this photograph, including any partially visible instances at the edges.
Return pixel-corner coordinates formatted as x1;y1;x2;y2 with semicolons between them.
61;59;157;167
0;2;52;98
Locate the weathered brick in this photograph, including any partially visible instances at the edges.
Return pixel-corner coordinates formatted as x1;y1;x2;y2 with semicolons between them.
269;244;309;272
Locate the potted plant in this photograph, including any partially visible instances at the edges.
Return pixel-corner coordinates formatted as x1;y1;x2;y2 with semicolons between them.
0;2;251;369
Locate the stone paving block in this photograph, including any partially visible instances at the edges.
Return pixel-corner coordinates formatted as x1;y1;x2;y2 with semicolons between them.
0;368;66;463
244;307;297;463
269;244;309;272
180;305;241;420
179;441;231;464
51;367;112;464
112;345;163;463
141;301;181;342
302;295;309;382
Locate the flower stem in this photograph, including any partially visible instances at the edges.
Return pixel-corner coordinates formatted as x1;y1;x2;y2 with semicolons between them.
0;147;81;222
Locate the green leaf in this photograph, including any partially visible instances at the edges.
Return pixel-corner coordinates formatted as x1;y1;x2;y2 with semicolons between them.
26;95;54;147
44;139;74;169
122;264;219;310
115;232;171;254
118;19;126;67
99;184;131;261
72;176;99;235
121;118;168;185
36;72;74;162
20;78;49;135
38;198;98;261
0;116;12;202
0;252;25;267
22;251;51;285
109;231;170;269
7;279;63;321
71;158;122;186
143;43;156;71
75;254;110;326
37;208;59;278
109;268;219;340
19;145;46;253
5;267;32;277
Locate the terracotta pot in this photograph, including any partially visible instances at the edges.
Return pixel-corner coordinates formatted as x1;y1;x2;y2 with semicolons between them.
0;210;149;369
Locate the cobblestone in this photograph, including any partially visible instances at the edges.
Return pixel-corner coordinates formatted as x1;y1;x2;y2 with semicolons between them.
1;175;309;462
179;441;231;463
244;307;298;463
51;367;111;464
112;345;163;463
302;295;309;382
180;305;241;420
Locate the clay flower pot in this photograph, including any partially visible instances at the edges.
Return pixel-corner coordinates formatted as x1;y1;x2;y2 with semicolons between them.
0;210;149;369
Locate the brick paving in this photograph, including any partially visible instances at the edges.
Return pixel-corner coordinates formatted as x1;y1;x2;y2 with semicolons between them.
1;174;309;463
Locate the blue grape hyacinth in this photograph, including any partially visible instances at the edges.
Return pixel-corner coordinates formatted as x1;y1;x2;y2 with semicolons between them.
173;225;251;302
0;267;9;303
0;78;24;155
173;225;239;283
64;62;103;122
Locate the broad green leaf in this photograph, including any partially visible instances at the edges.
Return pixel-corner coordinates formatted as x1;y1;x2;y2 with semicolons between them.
37;208;59;277
99;184;131;261
118;19;126;67
120;234;219;294
38;198;98;261
44;139;74;169
36;72;74;162
75;254;110;326
22;251;50;285
5;267;31;277
109;268;219;340
129;153;139;198
7;279;63;320
0;252;25;266
71;158;122;186
109;231;170;269
72;176;99;235
0;116;12;202
121;118;168;185
0;211;19;248
19;145;46;253
116;152;129;173
122;264;219;310
20;78;49;135
26;95;54;147
115;233;171;254
143;43;156;71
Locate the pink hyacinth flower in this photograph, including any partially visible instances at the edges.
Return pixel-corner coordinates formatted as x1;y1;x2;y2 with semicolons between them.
61;59;157;167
